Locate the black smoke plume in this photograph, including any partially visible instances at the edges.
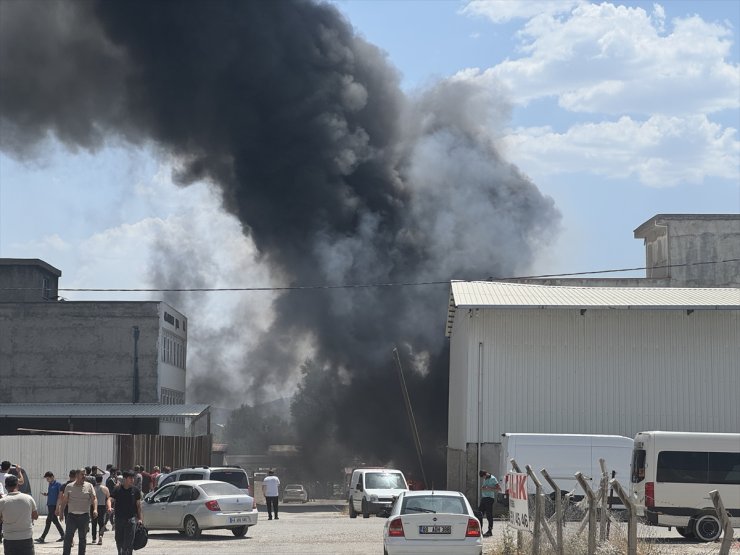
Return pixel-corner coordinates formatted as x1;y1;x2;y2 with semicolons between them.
0;0;559;483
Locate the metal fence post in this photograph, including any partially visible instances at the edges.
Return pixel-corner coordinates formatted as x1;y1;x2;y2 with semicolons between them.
575;472;596;555
525;465;542;555
598;459;608;542
610;478;637;555
709;489;734;555
540;468;564;555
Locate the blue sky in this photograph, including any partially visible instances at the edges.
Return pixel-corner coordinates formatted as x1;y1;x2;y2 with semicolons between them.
0;1;738;319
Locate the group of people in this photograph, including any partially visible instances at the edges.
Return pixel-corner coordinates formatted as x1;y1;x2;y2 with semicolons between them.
0;460;169;555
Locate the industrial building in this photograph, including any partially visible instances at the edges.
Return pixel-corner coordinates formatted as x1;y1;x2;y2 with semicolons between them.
0;258;201;436
445;214;740;500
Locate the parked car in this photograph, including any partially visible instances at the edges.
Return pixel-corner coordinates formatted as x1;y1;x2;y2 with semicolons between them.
282;484;308;503
383;490;482;555
349;468;408;518
142;480;258;539
157;466;252;496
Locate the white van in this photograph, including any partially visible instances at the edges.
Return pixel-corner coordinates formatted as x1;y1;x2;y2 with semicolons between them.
500;433;633;503
348;468;408;518
630;431;740;542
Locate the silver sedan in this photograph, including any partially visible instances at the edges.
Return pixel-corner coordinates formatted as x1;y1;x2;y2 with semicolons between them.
142;480;258;539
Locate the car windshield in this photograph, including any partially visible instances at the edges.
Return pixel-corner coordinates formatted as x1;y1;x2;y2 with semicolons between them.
365;473;405;489
200;482;244;496
401;495;466;515
209;471;248;489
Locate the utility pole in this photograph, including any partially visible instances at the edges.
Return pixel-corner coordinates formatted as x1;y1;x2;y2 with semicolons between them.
392;347;427;488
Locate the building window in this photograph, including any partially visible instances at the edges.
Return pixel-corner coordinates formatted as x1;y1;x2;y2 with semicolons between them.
42;277;51;300
160;331;186;370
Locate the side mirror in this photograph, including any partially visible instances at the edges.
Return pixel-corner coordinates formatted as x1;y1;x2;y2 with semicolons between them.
356;483;363;492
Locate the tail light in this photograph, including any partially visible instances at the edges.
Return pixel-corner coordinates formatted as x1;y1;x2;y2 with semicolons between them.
252;498;256;510
205;500;221;511
466;518;481;537
645;482;655;508
388;518;405;537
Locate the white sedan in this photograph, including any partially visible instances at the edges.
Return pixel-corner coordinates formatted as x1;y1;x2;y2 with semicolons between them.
383;490;482;555
142;480;258;538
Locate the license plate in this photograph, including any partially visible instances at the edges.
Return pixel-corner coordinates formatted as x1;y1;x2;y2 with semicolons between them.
419;525;451;534
229;516;248;524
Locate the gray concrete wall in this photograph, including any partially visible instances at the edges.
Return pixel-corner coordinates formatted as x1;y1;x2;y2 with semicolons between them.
0;264;59;302
666;218;740;287
0;301;162;403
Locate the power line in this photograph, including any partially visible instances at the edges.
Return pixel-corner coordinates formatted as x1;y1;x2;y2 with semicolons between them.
0;257;738;293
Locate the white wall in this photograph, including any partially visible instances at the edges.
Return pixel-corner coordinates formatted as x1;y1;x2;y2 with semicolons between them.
451;307;740;444
0;434;117;513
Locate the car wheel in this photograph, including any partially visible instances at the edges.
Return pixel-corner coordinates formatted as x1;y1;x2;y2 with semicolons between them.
231;526;248;537
362;498;370;519
676;526;694;538
349;498;357;519
693;513;722;542
183;515;202;539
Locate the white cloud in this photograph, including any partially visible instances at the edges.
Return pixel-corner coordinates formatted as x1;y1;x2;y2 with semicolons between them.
463;0;581;23
464;2;739;116
500;114;740;187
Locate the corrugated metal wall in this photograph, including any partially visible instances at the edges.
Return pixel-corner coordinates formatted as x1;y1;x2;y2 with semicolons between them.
0;434;117;513
456;308;740;443
117;434;212;470
0;433;212;512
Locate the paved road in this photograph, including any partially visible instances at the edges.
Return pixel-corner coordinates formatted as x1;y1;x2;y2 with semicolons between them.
28;500;739;554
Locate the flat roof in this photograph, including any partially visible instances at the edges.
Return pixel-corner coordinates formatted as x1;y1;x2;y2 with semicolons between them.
634;214;740;237
0;403;210;418
447;281;740;336
0;258;62;277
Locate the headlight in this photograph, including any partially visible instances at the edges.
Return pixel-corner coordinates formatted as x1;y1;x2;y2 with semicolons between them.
369;494;378;502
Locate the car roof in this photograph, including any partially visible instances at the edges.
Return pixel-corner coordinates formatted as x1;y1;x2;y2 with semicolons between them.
285;484;304;488
159;479;240;487
400;490;464;497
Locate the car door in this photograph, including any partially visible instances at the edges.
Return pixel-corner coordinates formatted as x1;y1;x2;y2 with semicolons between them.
164;485;194;528
144;484;177;529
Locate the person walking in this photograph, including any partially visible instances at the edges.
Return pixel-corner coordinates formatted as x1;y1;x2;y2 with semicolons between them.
57;469;97;555
91;476;110;545
0;474;38;555
35;472;65;543
109;470;142;555
262;469;281;520
478;470;500;537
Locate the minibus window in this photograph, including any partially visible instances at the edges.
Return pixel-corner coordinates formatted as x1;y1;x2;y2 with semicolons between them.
631;449;646;483
708;452;740;485
657;451;708;483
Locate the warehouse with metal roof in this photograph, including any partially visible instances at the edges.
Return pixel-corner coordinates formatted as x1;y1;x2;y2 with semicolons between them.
445;280;740;500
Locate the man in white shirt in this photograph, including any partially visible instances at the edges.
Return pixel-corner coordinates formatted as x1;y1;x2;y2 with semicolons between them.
0;474;38;555
262;470;281;520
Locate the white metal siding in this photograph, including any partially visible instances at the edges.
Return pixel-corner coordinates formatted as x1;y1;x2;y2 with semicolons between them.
447;309;471;450
0;434;117;513
458;308;740;443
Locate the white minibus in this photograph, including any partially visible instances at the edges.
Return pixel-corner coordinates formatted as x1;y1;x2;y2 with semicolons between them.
631;431;740;542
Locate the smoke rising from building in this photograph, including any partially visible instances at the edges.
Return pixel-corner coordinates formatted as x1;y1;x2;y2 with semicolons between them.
0;0;560;479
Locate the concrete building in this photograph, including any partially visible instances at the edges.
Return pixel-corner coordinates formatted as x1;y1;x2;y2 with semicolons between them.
445;214;740;501
0;259;191;436
0;258;61;302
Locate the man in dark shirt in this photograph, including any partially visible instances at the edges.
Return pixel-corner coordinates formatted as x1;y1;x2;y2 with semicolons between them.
108;470;142;555
35;471;65;543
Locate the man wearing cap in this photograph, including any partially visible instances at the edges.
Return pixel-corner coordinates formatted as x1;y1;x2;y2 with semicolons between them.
478;470;500;538
57;469;97;555
0;474;39;555
35;472;65;543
